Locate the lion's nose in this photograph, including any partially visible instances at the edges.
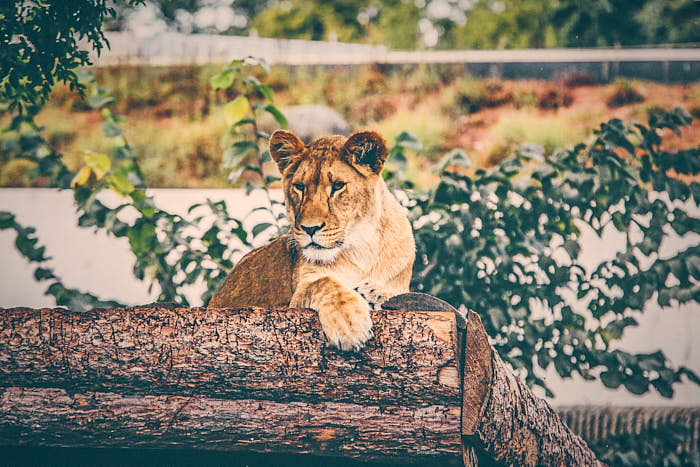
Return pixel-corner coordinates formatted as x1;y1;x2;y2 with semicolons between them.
300;223;325;236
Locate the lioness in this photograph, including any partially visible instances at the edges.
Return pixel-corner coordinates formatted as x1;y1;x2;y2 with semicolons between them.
209;129;415;351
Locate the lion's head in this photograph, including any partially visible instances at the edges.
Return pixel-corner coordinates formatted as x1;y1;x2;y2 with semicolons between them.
269;129;389;265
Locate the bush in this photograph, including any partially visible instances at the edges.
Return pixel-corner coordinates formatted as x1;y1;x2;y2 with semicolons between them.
591;422;699;466
562;72;598;88
403;108;700;396
537;85;574;109
607;80;646;108
456;78;513;114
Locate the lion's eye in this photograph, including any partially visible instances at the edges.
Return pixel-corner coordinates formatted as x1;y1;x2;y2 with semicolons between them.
292;182;305;192
331;181;346;193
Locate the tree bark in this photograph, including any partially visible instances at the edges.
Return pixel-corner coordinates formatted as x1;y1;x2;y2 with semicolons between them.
459;310;604;466
0;303;602;466
0;305;462;463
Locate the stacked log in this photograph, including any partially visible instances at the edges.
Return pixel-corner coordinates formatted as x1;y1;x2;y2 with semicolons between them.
0;297;602;465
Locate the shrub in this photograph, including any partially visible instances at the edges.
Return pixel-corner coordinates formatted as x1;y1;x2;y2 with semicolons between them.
404;108;700;396
607;80;646;108
350;94;397;123
562;72;598;88
537;85;574;109
456;78;513;114
486;111;584;164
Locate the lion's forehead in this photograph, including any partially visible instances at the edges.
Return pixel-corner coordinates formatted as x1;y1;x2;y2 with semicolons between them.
287;149;359;186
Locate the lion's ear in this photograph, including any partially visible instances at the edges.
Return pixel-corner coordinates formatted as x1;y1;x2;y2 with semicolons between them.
270;130;304;171
342;131;388;175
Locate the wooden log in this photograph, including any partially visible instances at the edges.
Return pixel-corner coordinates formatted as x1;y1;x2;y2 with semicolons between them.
460;310;604;466
385;294;603;466
0;306;460;405
0;305;462;463
0;303;602;465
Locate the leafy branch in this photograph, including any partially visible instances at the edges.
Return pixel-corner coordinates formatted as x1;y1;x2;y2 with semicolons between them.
407;108;700;397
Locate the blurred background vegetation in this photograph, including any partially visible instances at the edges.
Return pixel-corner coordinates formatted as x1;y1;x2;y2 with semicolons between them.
107;0;700;49
3;0;699;189
3;65;700;189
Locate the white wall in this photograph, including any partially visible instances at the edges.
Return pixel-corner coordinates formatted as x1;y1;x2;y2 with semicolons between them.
1;188;698;407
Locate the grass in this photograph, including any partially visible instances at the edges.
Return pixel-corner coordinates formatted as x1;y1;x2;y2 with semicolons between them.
486;110;586;165
2;65;698;189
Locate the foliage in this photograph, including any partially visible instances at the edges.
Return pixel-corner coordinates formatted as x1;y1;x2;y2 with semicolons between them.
452;0;559;50
607;79;646;108
456;77;513;114
4;57;700;401
0;211;120;310
1;59;285;308
116;0;699;49
251;0;366;42
0;0;142;112
406;108;700;397
591;422;699;466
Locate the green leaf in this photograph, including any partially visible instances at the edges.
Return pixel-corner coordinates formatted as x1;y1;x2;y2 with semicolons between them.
264;104;288;128
210;69;236;90
257;84;274;102
395;131;423;151
600;370;623;388
223;141;257;168
224;96;250;125
0;211;16;229
434;149;472;173
562;239;581;259
107;168;135;196
623;375;649;395
87;94;114;109
651;378;674;398
101;120;122;138
127;221;156;256
251;223;273;237
611;211;627;232
34;267;55;281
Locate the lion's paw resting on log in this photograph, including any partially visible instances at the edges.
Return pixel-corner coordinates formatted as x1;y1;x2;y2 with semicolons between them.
209;130;416;351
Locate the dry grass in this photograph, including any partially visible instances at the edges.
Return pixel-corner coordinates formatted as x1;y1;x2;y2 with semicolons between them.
2;65;698;189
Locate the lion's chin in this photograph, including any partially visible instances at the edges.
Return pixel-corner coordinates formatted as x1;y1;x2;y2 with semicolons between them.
301;245;342;264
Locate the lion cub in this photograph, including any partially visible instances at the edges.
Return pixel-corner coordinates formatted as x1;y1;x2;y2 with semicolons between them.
209;130;416;351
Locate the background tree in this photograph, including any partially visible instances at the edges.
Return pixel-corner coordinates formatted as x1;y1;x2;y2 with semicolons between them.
636;0;700;46
250;0;366;42
0;0;142;112
105;0;700;49
452;0;559;50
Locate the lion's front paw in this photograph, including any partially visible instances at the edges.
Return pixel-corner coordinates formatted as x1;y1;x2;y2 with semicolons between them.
318;293;373;351
353;281;389;311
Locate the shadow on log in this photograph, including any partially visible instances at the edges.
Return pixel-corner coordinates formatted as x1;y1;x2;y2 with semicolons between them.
0;295;602;466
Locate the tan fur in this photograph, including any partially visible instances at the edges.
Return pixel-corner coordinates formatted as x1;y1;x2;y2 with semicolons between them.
209;130;416;351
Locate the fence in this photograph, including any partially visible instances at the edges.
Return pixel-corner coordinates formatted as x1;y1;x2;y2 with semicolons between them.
91;32;700;82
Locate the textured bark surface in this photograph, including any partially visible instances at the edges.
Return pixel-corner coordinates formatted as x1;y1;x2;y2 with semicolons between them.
0;304;603;466
0;305;462;462
461;311;604;467
0;306;459;406
0;387;460;461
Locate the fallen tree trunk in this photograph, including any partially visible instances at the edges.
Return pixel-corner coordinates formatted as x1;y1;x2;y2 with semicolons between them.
0;305;462;463
459;310;603;466
0;301;602;465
